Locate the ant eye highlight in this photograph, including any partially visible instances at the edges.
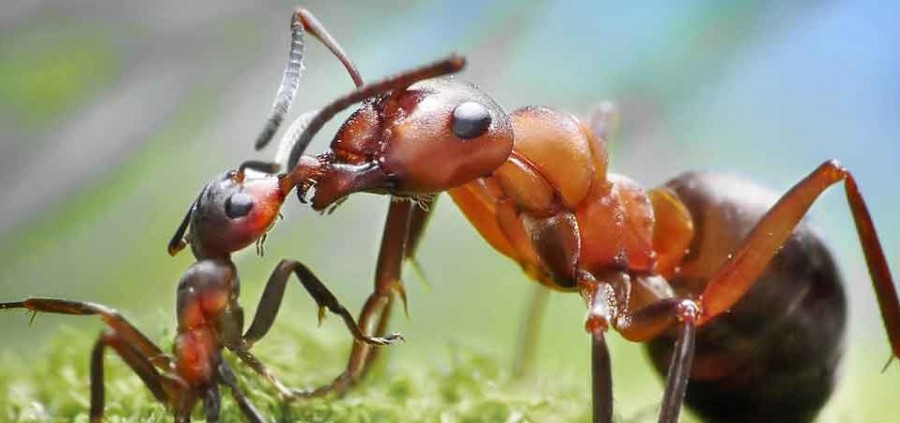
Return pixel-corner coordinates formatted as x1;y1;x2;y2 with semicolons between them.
225;193;254;219
452;101;491;140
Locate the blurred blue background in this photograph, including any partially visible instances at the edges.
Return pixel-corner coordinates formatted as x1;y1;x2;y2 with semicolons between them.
1;0;898;420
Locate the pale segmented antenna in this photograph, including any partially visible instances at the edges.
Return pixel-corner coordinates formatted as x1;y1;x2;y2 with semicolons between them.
254;12;307;150
255;9;364;151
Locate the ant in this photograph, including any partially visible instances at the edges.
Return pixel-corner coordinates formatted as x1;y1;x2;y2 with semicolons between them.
0;9;464;423
258;33;900;423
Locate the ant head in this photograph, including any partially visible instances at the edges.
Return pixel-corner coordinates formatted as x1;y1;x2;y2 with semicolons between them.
279;55;481;211
168;161;285;259
308;78;512;210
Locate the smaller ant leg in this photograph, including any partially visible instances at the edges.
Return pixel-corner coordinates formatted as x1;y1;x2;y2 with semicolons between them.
202;384;221;423
0;299;172;369
242;259;404;347
89;330;184;423
513;285;550;379
230;348;301;399
218;362;266;423
591;332;613;423
1;299;190;423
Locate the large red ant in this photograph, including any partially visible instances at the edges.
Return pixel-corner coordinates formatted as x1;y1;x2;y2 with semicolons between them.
257;25;900;423
0;10;464;422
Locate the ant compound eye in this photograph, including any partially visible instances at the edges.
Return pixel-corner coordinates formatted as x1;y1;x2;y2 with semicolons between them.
452;101;492;140
225;193;254;219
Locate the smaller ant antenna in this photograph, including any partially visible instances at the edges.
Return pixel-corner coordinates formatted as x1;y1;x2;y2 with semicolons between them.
255;9;365;151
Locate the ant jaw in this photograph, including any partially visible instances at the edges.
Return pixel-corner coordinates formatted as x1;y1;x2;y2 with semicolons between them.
308;161;394;211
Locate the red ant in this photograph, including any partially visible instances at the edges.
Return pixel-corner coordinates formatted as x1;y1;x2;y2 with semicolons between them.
259;31;900;423
0;10;464;423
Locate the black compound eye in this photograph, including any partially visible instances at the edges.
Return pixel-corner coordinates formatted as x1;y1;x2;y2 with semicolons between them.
225;193;254;219
452;101;492;140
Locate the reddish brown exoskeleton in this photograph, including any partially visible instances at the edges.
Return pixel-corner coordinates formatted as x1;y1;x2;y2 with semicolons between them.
0;9;467;423
264;50;900;422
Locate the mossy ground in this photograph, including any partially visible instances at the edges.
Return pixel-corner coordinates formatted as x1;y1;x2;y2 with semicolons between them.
0;325;603;423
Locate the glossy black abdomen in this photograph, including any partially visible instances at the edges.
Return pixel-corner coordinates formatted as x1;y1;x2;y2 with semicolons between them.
646;172;847;423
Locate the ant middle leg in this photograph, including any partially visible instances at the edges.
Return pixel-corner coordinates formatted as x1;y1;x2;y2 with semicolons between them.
581;275;700;423
307;199;417;397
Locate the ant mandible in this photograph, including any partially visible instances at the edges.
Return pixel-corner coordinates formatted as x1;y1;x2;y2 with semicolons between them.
259;35;900;422
0;9;464;422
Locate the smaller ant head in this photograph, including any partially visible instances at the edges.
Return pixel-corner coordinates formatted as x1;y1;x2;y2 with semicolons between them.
168;161;285;259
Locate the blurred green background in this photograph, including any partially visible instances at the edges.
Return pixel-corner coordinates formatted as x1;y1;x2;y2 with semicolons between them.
1;0;898;421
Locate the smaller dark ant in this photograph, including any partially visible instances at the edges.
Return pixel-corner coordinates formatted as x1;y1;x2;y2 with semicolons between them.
0;9;464;422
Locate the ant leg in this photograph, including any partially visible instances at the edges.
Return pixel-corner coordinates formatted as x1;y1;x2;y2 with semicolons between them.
512;285;550;379
360;199;435;377
202;384;221;423
614;299;701;423
591;332;613;423
309;200;415;397
405;197;436;261
581;274;699;423
242;259;403;347
697;161;900;358
218;361;266;423
0;298;172;369
655;302;699;423
89;329;187;423
230;348;309;400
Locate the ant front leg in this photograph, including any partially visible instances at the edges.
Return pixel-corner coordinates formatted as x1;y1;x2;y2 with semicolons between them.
311;199;416;396
697;160;900;357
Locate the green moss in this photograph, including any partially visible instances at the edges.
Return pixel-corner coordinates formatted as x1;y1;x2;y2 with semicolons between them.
0;325;597;423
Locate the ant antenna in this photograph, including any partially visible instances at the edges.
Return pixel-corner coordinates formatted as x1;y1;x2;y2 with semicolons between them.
168;190;204;256
254;13;306;151
255;9;364;151
285;54;466;170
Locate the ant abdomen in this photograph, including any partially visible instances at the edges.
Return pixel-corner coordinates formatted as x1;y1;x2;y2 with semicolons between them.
647;171;846;423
